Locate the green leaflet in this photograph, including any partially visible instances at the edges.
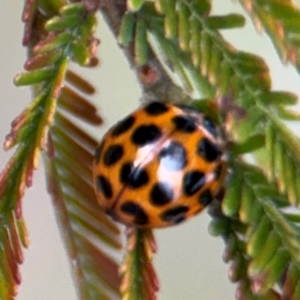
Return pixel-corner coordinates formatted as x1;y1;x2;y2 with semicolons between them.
14;68;53;86
164;0;177;39
222;172;243;217
190;15;201;66
178;2;190;51
248;231;281;277
276;106;300;121
265;124;275;180
59;3;84;15
71;39;89;65
231;134;265;156
239;185;255;224
150;29;194;91
118;12;135;47
247;216;272;257
34;32;74;54
258;249;290;293
38;0;65;15
283;153;298;205
286;213;300;223
199;32;212;77
24;50;62;71
189;0;211;15
45;14;80;31
205;14;245;30
265;0;297;17
208;218;229;236
135;18;148;65
258;91;298;106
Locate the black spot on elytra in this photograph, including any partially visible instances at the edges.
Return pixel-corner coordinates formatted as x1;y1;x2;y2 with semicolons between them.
160;205;189;224
203;116;218;137
131;124;162;146
199;189;213;206
96;175;113;199
144;102;169;115
111;115;135;137
103;144;124;166
183;170;206;196
197;138;221;162
120;201;149;225
159;141;187;171
150;182;174;206
94;142;104;164
172;115;197;133
120;162;149;188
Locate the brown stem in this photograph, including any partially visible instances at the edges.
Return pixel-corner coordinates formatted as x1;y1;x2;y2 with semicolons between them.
99;1;178;103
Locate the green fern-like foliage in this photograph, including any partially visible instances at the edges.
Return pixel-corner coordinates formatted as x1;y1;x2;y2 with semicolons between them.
239;0;300;72
1;2;122;299
1;0;300;299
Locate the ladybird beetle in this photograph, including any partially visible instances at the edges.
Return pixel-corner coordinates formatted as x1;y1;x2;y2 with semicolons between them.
92;101;227;228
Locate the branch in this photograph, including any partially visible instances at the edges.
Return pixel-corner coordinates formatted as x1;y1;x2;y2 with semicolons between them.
100;1;183;103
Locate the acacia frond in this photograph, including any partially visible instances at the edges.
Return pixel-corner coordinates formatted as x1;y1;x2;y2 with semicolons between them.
45;70;122;299
120;228;159;300
210;161;300;299
237;0;300;73
0;2;121;299
121;1;300;207
116;1;300;298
